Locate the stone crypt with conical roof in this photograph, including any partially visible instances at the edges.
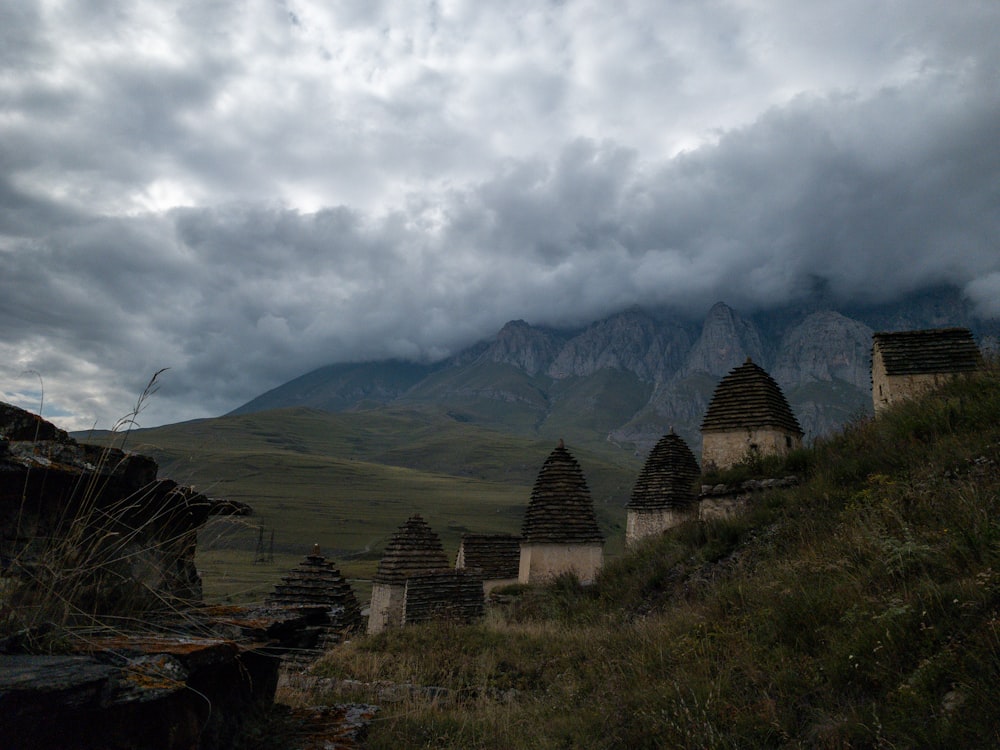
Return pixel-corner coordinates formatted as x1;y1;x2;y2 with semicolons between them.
367;514;450;634
701;358;803;471
626;429;700;546
518;440;604;584
267;544;363;668
367;513;485;634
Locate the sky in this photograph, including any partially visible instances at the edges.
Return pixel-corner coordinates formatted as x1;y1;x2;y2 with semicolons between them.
2;0;999;431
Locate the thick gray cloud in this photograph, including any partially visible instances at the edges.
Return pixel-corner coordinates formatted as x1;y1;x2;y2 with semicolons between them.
1;0;998;429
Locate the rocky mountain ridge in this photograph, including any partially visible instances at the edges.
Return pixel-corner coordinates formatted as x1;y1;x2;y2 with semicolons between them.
231;287;997;456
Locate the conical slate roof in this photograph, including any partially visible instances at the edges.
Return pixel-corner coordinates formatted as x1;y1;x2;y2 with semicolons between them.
701;358;802;436
873;328;981;376
521;441;604;544
267;545;363;629
627;430;700;511
374;514;450;585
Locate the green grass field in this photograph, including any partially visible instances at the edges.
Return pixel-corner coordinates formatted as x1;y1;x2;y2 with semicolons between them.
79;405;640;604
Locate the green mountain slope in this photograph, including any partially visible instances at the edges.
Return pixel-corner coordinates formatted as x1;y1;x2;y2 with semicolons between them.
225;293;996;465
542;368;653;447
398;359;553;434
227;360;436;414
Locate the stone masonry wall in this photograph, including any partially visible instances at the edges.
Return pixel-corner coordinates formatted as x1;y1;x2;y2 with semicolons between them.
702;427;799;471
367;582;405;635
626;507;693;547
518;543;603;584
873;370;958;413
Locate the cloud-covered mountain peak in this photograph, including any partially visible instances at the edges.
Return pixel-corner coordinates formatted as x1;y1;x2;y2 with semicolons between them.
679;302;765;378
546;308;691;382
485;320;566;376
772;311;874;390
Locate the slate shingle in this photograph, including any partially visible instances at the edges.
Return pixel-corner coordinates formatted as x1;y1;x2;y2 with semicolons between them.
700;359;802;436
457;533;521;579
873;328;981;376
402;570;485;625
521;442;604;544
267;545;364;668
373;514;450;585
627;430;700;511
267;545;363;631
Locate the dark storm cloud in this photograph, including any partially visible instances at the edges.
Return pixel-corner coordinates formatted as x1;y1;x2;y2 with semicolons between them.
619;80;1000;310
1;0;998;429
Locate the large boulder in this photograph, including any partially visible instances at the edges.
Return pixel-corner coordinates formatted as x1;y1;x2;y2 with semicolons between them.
1;402;246;616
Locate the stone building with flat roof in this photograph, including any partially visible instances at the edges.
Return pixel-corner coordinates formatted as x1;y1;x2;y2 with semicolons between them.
871;328;981;413
456;533;521;593
626;430;700;546
402;569;485;626
518;441;604;584
701;358;803;471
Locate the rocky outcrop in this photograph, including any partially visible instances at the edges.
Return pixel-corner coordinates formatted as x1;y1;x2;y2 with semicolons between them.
0;402;71;442
0;403;382;748
0;605;345;750
547;308;690;382
486;320;567;376
772;311;873;391
679;302;766;378
0;402;383;748
1;402;249;616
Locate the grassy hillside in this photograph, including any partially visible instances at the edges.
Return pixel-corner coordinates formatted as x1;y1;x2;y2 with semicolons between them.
542;369;653;451
397;361;658;454
80;406;640;603
399;360;553;434
228;360;435;414
297;364;1000;748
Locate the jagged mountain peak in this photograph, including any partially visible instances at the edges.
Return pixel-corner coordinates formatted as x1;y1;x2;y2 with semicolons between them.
772;311;874;390
498;319;532;333
226;287;988;456
485;319;566;376
680;302;765;378
546;307;690;382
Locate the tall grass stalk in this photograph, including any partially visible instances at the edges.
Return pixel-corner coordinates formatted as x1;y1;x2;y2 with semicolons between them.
1;370;206;647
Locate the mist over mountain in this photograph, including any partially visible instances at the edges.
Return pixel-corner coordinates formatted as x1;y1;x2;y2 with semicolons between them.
230;287;997;457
